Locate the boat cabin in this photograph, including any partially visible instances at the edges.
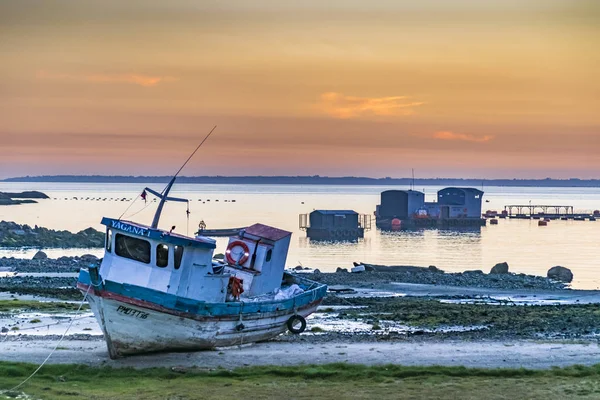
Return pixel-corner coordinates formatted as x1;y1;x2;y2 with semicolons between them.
98;218;291;303
99;217;230;302
223;223;292;297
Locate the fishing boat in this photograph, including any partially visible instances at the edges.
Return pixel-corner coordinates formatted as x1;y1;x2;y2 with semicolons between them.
76;129;327;358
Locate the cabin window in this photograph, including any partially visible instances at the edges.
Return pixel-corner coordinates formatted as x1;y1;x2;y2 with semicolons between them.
106;229;112;253
266;249;272;262
115;233;151;264
174;245;184;269
156;243;169;268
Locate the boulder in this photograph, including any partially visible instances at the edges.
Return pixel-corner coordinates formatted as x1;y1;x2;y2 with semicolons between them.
336;267;349;273
463;270;484;275
547;266;573;283
78;227;99;236
490;262;509;274
213;253;224;260
80;254;99;262
32;251;48;260
313;269;321;274
294;266;303;270
428;265;443;273
363;264;375;272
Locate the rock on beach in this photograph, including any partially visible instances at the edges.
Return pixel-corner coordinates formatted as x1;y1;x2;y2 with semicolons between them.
32;251;48;260
547;266;573;283
490;262;509;274
305;263;566;291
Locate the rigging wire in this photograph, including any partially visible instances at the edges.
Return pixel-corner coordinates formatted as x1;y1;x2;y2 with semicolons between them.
122;199;154;220
117;194;139;221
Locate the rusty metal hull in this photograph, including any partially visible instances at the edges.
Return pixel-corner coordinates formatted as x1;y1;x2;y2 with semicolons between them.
82;286;322;358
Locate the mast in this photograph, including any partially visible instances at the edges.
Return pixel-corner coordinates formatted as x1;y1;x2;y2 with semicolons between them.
149;125;217;229
151;176;177;229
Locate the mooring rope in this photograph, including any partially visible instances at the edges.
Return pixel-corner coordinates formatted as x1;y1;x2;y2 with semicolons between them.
1;284;92;393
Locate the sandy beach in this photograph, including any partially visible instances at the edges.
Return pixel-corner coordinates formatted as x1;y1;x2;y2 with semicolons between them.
2;338;600;370
2;278;600;371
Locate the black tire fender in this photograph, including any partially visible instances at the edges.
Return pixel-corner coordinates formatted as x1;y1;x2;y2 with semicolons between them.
287;315;307;334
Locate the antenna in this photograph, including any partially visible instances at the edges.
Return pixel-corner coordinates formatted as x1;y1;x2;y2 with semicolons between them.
171;125;218;185
150;125;217;229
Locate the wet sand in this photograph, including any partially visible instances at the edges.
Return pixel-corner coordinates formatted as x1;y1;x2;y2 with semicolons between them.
2;278;600;371
344;282;600;304
1;338;599;370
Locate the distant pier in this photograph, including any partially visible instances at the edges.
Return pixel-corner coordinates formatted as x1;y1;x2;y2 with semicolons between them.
498;205;598;221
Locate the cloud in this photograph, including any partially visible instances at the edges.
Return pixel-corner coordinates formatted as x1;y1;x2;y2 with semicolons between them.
36;70;176;87
318;92;424;119
433;131;494;143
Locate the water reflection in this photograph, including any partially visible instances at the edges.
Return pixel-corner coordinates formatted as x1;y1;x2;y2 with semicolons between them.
0;182;599;288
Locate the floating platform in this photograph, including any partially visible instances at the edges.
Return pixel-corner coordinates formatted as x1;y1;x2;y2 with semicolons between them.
506;214;596;221
376;217;486;230
306;227;365;241
501;204;599;221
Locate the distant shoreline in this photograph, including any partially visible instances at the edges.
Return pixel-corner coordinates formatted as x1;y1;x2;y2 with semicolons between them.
2;175;600;187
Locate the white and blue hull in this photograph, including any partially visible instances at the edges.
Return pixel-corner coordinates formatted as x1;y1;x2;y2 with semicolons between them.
80;282;323;358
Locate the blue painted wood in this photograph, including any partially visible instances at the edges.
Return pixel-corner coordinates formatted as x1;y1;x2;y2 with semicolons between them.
78;269;327;317
101;217;216;249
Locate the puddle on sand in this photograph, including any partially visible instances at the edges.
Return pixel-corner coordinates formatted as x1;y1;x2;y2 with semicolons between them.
0;311;101;336
440;295;578;306
329;287;407;298
306;313;487;335
0;272;79;278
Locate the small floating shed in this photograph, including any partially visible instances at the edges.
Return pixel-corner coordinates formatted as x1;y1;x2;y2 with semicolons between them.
299;210;371;241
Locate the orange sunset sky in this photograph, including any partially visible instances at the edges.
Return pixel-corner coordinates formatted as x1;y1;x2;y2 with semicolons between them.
1;0;598;179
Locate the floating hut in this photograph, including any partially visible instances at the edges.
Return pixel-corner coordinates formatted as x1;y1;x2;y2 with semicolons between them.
375;187;486;229
299;210;371;241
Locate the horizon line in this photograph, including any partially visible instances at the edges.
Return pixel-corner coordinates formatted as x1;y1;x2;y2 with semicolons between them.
3;175;599;182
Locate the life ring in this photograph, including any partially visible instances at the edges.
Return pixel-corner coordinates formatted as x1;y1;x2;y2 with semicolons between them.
225;240;250;265
286;315;307;334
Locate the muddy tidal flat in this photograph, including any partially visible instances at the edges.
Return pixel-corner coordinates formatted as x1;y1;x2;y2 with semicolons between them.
1;258;600;369
2;259;600;399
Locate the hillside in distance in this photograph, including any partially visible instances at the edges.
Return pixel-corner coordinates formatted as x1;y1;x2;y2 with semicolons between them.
3;175;600;187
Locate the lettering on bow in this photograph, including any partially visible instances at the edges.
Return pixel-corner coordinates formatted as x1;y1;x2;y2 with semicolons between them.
117;305;149;319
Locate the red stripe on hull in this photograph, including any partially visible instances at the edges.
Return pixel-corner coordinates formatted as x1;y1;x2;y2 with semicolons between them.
77;282;323;322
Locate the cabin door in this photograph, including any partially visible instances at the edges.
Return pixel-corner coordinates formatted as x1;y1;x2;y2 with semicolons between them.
441;206;450;219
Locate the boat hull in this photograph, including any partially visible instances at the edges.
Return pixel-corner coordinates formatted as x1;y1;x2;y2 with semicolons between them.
80;284;323;358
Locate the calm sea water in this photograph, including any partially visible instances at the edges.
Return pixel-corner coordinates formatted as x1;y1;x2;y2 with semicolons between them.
1;182;599;289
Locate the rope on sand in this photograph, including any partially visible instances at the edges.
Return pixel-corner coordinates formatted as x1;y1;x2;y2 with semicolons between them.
0;284;92;394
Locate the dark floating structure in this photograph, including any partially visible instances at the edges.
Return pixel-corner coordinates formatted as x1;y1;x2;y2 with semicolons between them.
299;210;371;241
375;187;486;230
